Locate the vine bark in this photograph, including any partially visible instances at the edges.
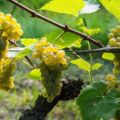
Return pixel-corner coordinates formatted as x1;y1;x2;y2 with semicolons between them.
19;79;84;120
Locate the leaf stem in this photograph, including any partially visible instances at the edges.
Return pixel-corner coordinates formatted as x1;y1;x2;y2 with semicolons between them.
53;31;66;45
87;42;93;83
11;0;22;15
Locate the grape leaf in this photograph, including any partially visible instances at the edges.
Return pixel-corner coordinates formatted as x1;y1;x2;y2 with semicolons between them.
46;30;82;48
15;48;32;59
92;63;102;71
102;53;115;61
40;0;85;17
100;0;120;20
77;81;120;120
21;38;38;47
28;69;42;80
80;27;101;36
71;59;102;72
71;58;90;72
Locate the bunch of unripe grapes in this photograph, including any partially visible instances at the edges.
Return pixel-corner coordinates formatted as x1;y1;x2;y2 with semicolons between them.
0;12;23;91
105;26;120;89
0;58;16;91
0;12;23;58
33;37;68;101
105;74;120;90
108;26;120;74
0;12;23;41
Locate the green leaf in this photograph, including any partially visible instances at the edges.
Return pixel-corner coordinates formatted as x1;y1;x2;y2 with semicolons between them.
40;0;85;17
102;53;115;61
21;38;38;47
76;18;84;26
77;81;120;120
92;63;102;71
71;58;90;72
28;69;42;80
47;30;82;48
80;27;101;36
100;0;120;20
15;48;32;59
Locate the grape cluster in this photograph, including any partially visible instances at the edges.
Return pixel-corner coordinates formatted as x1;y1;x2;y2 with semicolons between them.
0;12;23;58
33;37;68;70
0;12;23;41
113;55;120;74
40;64;63;101
105;26;120;89
108;26;120;74
108;26;120;47
0;58;16;91
105;74;120;89
33;37;68;101
106;74;117;88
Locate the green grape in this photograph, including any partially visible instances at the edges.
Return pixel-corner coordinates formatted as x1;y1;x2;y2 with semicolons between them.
117;42;120;47
108;33;114;39
110;28;116;34
116;37;120;42
115;25;120;32
109;38;117;46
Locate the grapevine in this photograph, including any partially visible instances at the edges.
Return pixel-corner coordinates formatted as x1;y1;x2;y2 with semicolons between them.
1;0;120;119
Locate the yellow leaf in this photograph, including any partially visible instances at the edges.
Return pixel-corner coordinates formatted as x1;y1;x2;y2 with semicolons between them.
100;0;120;20
102;53;115;61
92;63;102;71
41;0;85;17
21;38;38;46
81;27;101;36
71;58;90;72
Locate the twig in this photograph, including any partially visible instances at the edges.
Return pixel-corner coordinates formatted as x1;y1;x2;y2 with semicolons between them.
9;40;35;68
65;47;120;54
6;0;103;48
